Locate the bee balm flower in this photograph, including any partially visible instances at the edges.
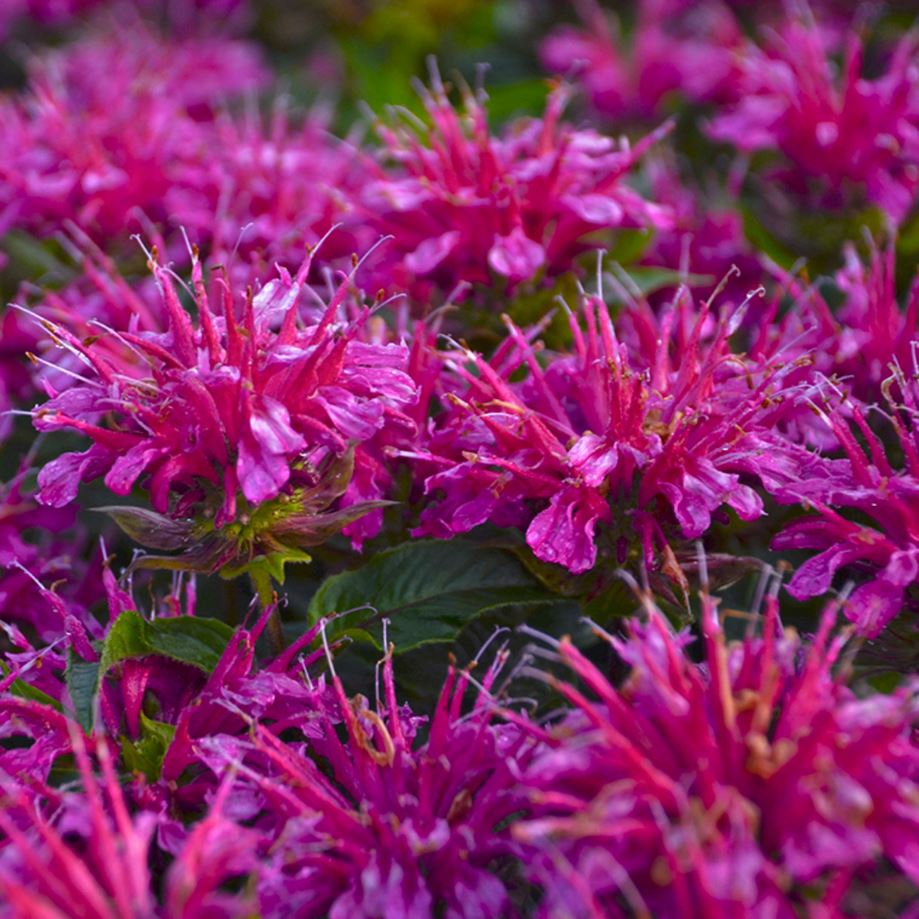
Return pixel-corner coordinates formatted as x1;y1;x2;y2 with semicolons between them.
358;63;673;303
415;288;807;578
515;589;919;916
31;243;418;570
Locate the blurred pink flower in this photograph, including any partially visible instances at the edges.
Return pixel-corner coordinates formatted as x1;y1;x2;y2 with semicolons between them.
164;101;366;283
708;21;919;223
540;0;742;121
0;22;267;245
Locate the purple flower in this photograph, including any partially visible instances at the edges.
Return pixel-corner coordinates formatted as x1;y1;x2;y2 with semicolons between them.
514;589;919;915
0;555;340;832
708;20;919;224
0;0;100;37
358;62;673;302
163;101;366;283
31;244;418;566
414;288;807;579
0;731;158;918
208;643;535;918
540;0;742;121
773;380;919;635
742;241;918;451
792;242;918;406
641;153;762;306
0;21;267;245
0;733;258;918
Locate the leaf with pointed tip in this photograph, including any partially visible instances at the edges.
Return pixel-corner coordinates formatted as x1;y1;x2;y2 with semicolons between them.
97;506;195;551
66;653;101;732
605;266;714;302
274;500;395;547
65;612;233;731
1;663;64;712
101;610;234;674
308;539;557;652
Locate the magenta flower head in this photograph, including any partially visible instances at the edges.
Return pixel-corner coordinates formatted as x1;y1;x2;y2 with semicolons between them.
773;370;919;636
414;286;806;581
513;585;919;916
540;0;742;122
708;19;919;224
0;538;343;819
211;637;536;918
164;100;366;283
30;241;418;577
0;729;259;919
77;599;339;851
358;61;673;303
0;21;267;245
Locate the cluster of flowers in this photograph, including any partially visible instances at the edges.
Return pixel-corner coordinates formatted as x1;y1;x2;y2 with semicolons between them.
2;568;918;916
1;0;919;914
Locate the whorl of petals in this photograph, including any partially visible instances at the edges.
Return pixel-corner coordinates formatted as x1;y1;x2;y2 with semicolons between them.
31;242;418;553
513;588;919;915
414;286;810;576
358;60;673;301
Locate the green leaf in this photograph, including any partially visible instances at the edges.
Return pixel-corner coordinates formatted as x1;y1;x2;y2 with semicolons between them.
739;201;800;270
143;616;235;670
581;577;642;624
1;230;75;286
868;671;902;694
484;78;553;123
101;610;234;674
121;712;176;782
605;228;655;266
66;654;101;733
220;545;313;585
99;610;150;673
10;678;63;710
504;271;581;349
308;540;556;651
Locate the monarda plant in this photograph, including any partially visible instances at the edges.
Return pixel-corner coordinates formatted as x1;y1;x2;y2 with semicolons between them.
3;3;919;916
29;241;418;595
